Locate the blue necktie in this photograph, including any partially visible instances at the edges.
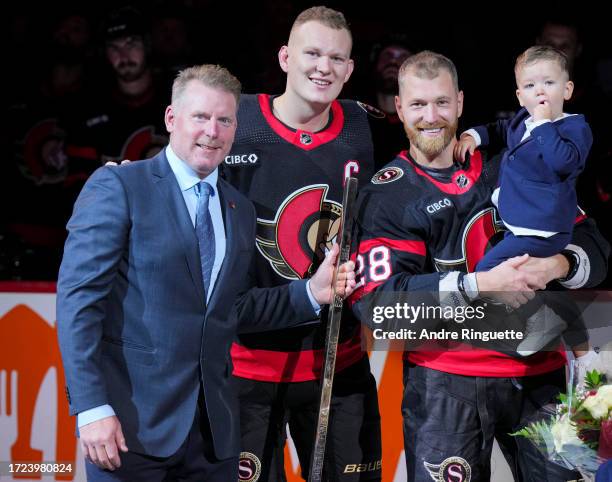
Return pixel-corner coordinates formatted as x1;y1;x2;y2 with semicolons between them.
195;182;215;299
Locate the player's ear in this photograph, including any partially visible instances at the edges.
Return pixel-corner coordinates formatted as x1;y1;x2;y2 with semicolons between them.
278;45;290;73
343;59;354;83
394;95;404;122
457;90;464;118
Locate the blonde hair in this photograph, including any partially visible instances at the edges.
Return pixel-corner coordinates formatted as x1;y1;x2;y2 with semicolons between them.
515;45;570;81
172;64;241;106
290;6;352;43
399;50;459;92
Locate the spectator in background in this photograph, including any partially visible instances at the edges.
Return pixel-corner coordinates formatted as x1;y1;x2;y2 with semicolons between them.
537;20;581;67
0;9;95;280
65;6;169;173
50;8;95;65
150;5;195;80
367;33;414;167
536;18;590;113
537;19;582;73
585;52;612;287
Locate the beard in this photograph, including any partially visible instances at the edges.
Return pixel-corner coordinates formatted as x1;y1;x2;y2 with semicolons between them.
114;61;146;82
376;75;399;95
375;68;400;95
404;119;458;159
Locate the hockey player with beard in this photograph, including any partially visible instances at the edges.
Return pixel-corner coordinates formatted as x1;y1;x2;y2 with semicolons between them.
221;6;382;482
350;51;609;482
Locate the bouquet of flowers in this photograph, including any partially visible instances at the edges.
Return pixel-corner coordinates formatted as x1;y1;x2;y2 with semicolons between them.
513;362;612;481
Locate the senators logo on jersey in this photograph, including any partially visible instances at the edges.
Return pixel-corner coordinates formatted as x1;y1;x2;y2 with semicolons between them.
18;119;68;185
424;456;472;482
256;185;342;280
372;166;404;184
433;208;504;273
100;126;167;164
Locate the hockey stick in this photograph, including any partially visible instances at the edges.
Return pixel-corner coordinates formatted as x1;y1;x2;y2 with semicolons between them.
308;176;359;482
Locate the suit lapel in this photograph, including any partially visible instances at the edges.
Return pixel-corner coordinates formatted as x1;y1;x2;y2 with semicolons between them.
508;108;531;152
208;180;236;308
508;129;530;154
152;154;206;308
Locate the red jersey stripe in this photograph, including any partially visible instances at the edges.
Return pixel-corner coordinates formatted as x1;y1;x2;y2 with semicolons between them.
358;238;426;256
231;332;364;382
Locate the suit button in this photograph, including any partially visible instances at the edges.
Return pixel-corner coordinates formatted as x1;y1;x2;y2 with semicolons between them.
509;155;515;161
537;136;543;143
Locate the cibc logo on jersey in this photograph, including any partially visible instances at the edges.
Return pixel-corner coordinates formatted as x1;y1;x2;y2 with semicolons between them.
256;184;342;280
426;198;452;214
225;153;259;165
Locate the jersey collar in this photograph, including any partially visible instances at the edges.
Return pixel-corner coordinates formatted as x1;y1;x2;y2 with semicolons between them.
257;94;344;151
397;150;483;195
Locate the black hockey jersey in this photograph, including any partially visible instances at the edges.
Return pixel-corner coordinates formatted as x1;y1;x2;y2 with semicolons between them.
350;150;600;377
65;82;169;169
222;94;375;382
3;91;89;279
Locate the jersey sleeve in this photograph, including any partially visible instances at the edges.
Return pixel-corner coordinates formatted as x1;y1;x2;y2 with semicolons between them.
558;214;610;289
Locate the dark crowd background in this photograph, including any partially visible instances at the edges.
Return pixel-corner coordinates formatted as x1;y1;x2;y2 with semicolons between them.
1;0;611;287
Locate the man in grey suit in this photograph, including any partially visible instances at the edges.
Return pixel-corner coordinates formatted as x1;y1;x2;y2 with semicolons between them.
57;64;352;481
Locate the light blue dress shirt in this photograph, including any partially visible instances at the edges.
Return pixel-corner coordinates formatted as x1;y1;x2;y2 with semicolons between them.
78;146;227;428
165;145;226;299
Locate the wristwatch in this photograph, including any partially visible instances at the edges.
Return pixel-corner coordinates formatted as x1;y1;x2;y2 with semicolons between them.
457;272;470;303
558;249;579;282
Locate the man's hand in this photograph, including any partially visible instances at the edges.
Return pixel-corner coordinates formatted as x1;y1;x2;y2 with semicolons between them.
453;134;477;164
104;160;132;166
79;415;128;471
309;244;356;305
516;254;570;287
476;254;546;308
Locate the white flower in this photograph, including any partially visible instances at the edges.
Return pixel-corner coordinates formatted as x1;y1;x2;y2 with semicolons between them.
581;385;612;420
551;414;581;453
